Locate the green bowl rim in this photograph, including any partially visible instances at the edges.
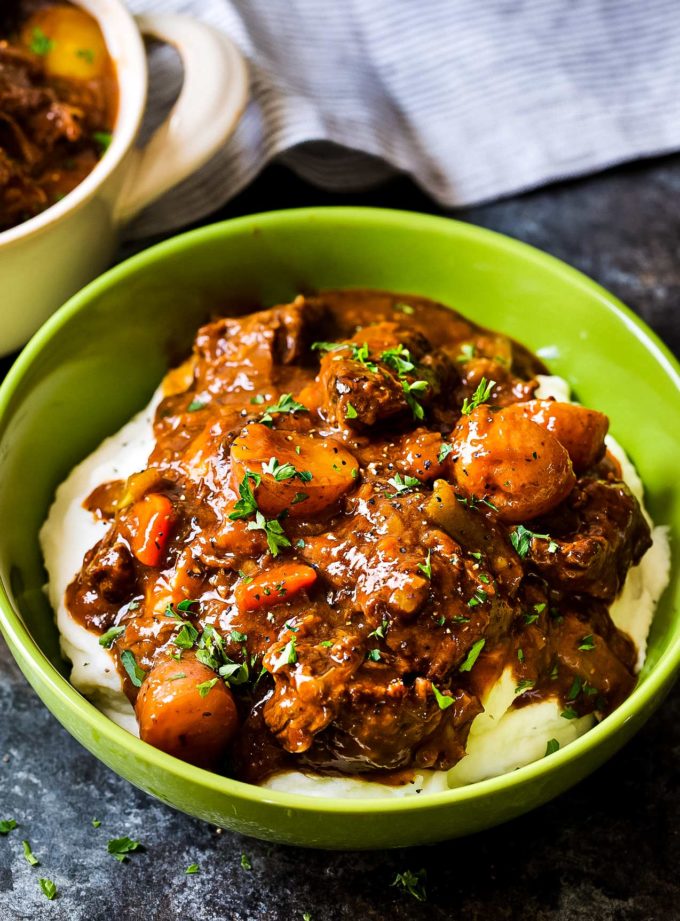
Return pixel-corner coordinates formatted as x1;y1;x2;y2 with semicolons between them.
0;206;678;817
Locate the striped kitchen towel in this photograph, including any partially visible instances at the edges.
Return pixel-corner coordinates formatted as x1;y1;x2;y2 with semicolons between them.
126;0;680;238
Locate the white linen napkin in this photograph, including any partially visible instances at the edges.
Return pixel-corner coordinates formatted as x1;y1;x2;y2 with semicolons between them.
125;0;680;238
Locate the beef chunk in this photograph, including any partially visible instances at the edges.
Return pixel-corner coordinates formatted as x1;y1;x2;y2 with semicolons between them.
529;478;652;602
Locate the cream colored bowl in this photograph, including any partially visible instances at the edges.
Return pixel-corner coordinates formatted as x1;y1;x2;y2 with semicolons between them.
0;0;249;355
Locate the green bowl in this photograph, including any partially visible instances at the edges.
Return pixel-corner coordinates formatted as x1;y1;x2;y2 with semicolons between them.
0;208;678;849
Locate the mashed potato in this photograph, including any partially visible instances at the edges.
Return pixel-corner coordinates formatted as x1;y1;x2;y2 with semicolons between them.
40;375;670;797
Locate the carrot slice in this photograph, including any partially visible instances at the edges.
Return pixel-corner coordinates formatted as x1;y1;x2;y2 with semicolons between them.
129;493;175;567
235;563;317;613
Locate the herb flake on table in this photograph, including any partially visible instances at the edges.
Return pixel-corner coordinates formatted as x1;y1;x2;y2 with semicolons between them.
22;839;39;866
240;852;252;870
0;819;17;835
391;868;427;902
39;878;57;900
107;836;143;862
185;864;199;875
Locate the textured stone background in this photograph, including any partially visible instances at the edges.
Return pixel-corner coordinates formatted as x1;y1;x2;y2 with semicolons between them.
1;155;679;920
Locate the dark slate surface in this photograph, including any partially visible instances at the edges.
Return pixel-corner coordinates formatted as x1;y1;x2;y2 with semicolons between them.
1;155;679;921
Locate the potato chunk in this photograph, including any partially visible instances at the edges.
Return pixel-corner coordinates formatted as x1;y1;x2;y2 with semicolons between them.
451;407;576;522
230;423;358;518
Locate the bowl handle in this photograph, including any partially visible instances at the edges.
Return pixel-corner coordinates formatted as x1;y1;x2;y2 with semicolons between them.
115;14;249;225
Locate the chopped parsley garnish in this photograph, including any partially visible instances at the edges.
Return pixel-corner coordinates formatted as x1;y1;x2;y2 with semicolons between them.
319;640;334;647
282;637;297;665
99;625;125;648
417;549;432;579
467;588;487;607
76;47;95;63
387;472;420;497
247;510;291;557
457;343;476;362
240;853;252;870
391;868;427;902
545;738;560;756
107;836;142;862
561;707;578;720
93;131;113;152
381;344;415;376
461;377;495;415
215;661;248;685
515;678;534;695
250;394;265;404
368;618;389;640
456;493;498;511
291;491;309;505
262;457;313;483
174;623;199;649
260;393;307;426
196;677;219;698
22;840;39;866
523;611;539;625
345;402;358;420
238;570;253;584
401;379;428;420
459;638;485;672
311;341;346;353
431;684;455;710
295;538;306;548
230;629;248;644
39;878;57;901
187;400;205;412
30;27;53;56
351;342;378;371
517;648;525;663
167;672;186;681
438;443;454;464
578;634;596;651
0;820;17;835
177;599;198;612
229;471;261;520
185;864;199;875
120;650;146;687
394;302;414;315
366;648;381;662
510;525;558;559
92;819;101;828
566;676;582;701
